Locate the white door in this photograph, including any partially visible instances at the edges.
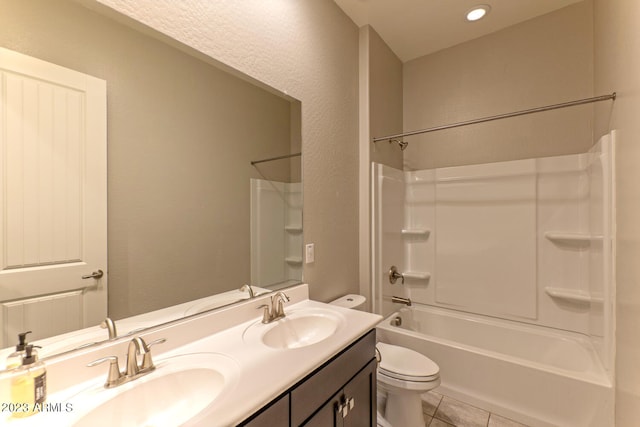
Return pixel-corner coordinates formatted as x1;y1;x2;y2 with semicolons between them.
0;47;107;347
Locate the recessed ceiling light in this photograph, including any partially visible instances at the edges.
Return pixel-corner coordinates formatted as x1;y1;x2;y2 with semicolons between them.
466;5;491;22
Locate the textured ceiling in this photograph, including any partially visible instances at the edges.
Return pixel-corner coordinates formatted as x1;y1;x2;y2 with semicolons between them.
334;0;584;62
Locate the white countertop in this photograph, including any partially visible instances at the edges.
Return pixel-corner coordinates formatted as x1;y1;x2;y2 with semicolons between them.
0;285;382;426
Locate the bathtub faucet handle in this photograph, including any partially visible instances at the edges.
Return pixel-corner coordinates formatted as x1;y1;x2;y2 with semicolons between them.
389;265;405;284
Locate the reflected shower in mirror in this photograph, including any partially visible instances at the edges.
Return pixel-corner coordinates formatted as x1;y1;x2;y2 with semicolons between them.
0;0;302;360
250;152;303;289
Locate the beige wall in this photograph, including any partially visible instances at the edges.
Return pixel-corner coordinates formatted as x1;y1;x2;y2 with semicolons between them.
594;0;640;425
403;1;594;170
368;27;404;169
0;0;294;318
358;26;403;309
91;0;361;303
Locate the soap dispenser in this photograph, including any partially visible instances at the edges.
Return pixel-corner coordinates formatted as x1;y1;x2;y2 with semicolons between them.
10;344;46;418
6;331;35;370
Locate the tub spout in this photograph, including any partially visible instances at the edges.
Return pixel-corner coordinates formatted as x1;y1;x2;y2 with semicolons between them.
391;296;412;306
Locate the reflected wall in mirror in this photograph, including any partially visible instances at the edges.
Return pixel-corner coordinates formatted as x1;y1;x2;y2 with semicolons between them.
0;0;302;355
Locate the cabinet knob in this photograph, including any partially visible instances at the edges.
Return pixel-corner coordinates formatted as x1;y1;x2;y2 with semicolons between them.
341;402;349;418
335;395;355;418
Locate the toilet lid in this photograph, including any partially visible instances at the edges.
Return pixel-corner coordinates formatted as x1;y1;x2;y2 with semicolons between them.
377;342;439;381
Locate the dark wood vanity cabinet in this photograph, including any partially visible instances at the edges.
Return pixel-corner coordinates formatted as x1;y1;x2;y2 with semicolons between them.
240;330;377;427
302;359;376;427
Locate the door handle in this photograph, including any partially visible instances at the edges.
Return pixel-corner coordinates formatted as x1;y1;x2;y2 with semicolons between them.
82;269;104;280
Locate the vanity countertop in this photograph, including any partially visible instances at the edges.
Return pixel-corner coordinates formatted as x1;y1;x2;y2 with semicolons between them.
0;285;382;426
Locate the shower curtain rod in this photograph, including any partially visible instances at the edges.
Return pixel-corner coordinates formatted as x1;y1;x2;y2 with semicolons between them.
250;152;301;165
373;92;616;143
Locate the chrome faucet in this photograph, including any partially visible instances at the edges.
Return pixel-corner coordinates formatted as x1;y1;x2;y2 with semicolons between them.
126;337;148;376
100;317;117;340
126;336;166;376
391;296;412;306
258;291;290;323
272;291;290;318
88;336;166;388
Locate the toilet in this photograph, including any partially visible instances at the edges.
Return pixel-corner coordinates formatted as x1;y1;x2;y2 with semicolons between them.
376;342;440;427
330;295;441;427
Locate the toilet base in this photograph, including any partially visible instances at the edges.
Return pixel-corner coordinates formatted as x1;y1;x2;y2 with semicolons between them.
385;392;425;427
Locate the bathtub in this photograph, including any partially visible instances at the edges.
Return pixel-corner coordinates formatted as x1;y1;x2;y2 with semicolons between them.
376;305;614;427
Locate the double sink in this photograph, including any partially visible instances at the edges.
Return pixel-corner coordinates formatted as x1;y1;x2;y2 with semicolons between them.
73;306;345;426
2;290;373;427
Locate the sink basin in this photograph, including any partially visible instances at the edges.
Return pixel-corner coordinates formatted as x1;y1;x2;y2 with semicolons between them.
69;353;240;427
244;308;345;350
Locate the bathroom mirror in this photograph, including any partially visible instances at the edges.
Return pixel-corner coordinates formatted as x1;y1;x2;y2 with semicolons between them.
0;0;302;358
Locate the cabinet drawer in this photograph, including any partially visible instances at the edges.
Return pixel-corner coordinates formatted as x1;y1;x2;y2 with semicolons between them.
291;330;376;426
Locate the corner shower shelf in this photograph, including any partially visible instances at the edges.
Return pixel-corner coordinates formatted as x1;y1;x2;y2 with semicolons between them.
544;287;604;304
285;257;303;265
402;271;431;281
544;232;603;248
401;229;431;238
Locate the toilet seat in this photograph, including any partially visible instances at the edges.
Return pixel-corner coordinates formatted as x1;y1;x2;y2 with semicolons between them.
379;369;440;383
377;342;440;382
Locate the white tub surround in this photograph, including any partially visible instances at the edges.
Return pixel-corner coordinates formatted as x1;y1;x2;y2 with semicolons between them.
373;135;615;364
372;133;615;426
0;284;382;426
377;306;613;427
250;179;303;286
376;137;613;322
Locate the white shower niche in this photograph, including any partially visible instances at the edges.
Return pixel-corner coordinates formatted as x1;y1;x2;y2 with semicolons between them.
372;132;615;376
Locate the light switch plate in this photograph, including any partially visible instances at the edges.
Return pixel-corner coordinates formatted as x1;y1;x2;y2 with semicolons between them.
305;243;315;264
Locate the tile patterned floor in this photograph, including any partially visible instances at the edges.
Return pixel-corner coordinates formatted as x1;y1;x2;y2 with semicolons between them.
420;390;530;427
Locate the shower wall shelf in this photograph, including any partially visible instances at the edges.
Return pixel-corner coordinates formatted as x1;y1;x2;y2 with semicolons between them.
285;257;303;265
544;232;603;248
544;287;603;304
403;272;431;281
401;229;431;238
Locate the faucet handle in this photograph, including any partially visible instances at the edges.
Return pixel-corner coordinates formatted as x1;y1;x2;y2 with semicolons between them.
140;338;166;371
388;266;405;285
87;356;124;388
147;338;167;348
257;304;271;324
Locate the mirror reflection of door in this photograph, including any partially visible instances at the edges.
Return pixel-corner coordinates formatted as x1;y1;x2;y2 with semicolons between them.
0;47;107;347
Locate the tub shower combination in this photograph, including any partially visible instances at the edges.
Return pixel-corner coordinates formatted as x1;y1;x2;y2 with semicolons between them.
372;134;615;426
377;305;611;427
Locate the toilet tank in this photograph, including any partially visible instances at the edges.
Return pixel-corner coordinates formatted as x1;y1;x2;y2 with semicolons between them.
329;294;366;311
